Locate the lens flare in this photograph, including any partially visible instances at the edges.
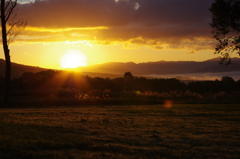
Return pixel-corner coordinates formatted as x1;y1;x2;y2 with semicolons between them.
163;100;173;108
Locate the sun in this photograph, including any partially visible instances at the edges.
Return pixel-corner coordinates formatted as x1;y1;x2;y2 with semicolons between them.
60;49;88;69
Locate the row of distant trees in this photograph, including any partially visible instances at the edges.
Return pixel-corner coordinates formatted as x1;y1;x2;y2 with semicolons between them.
0;70;239;96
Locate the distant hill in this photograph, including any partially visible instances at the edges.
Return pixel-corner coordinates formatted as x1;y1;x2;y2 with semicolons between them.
0;59;121;79
0;58;239;79
0;59;47;78
192;63;240;73
80;58;240;75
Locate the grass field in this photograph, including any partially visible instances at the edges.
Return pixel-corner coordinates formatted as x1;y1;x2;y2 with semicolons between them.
0;104;240;158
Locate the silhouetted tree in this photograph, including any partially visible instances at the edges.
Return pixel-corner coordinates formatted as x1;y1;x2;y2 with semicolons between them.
188;80;222;93
221;76;236;91
124;72;134;81
221;76;235;83
151;78;186;92
124;72;134;90
0;0;26;102
236;79;240;91
210;0;240;64
112;77;124;91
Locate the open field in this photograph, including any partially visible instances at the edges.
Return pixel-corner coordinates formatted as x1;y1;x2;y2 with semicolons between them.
0;104;240;158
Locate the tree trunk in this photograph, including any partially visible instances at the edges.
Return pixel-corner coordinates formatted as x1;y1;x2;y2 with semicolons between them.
1;0;11;103
4;50;11;102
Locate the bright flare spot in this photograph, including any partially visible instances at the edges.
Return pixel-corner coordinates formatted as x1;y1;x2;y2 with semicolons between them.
60;49;88;69
163;100;173;109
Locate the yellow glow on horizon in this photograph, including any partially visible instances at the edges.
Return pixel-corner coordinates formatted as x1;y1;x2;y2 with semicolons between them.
7;40;218;70
60;49;88;69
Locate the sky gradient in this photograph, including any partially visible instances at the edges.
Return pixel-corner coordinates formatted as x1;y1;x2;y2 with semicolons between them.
1;0;230;69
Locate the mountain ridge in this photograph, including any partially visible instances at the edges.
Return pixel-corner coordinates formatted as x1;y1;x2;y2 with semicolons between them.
79;57;240;75
0;58;239;79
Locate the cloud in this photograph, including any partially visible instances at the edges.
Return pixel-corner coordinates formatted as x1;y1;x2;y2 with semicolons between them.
15;0;215;51
185;50;196;55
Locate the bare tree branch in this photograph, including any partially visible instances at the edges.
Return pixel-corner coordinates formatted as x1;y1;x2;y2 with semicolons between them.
5;1;17;22
7;19;19;35
7;18;27;43
4;0;11;12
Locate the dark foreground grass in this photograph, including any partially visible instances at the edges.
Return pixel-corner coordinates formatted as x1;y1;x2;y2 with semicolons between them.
0;104;240;158
0;123;91;159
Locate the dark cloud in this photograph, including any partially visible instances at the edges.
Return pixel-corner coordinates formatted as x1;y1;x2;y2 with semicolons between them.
19;0;136;27
17;0;215;50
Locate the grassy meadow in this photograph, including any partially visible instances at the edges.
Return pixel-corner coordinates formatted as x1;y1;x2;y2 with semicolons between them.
0;104;240;158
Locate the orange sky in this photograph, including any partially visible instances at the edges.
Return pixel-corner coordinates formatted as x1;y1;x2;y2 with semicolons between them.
1;0;235;69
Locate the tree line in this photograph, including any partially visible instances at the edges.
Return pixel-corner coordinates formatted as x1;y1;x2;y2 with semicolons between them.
0;70;239;97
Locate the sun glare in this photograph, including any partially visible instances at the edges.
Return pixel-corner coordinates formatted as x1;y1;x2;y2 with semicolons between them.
60;49;88;69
